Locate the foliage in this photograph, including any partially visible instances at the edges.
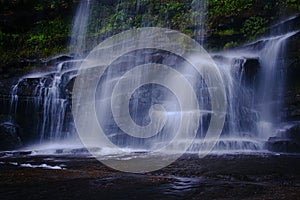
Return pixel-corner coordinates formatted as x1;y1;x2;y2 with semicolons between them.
34;19;70;38
285;0;300;10
95;0;192;34
0;0;74;67
208;0;254;16
34;0;71;11
14;65;37;73
215;29;237;36
0;0;299;67
224;41;238;49
241;16;268;41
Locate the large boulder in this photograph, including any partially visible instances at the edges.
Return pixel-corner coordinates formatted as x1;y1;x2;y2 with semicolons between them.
0;121;22;150
284;30;300;120
266;137;300;153
266;123;300;153
284;123;300;141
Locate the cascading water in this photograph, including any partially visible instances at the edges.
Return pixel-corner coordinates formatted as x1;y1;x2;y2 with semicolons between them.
203;30;299;152
7;0;299;155
10;80;21;114
69;0;91;57
8;0;91;143
191;0;207;46
9;60;80;142
256;33;296;140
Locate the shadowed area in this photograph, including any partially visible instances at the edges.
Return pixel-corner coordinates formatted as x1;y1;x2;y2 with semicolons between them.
0;153;300;200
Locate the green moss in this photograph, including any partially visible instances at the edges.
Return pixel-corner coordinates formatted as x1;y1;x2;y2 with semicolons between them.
241;16;268;41
208;0;254;17
14;65;37;73
215;29;237;36
286;0;300;10
0;0;298;68
224;41;238;50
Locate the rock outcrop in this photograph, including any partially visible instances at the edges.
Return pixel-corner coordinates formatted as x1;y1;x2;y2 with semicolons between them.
0;119;22;150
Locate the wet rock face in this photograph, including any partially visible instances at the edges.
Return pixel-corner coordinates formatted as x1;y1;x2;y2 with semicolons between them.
243;58;260;79
284;31;300;120
266;138;300;153
266;123;300;153
0;121;22;150
285;124;300;142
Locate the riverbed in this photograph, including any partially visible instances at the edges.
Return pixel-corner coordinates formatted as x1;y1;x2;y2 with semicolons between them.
0;152;300;200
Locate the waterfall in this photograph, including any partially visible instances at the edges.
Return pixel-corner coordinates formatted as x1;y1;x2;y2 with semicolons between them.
256;32;297;140
69;0;91;57
8;0;92;143
201;31;298;152
7;0;298;154
10;80;20;114
72;28;297;154
191;0;207;45
9;60;80;142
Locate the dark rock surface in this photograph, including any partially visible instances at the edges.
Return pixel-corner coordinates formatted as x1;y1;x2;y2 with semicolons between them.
266;137;300;153
0;120;22;150
285;123;300;141
266;123;300;153
0;154;300;200
284;26;300;120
